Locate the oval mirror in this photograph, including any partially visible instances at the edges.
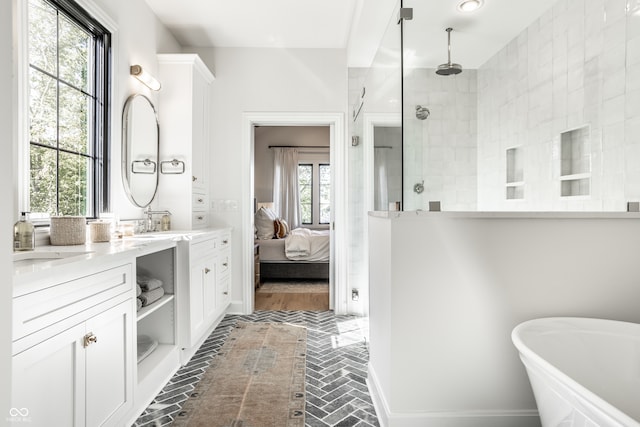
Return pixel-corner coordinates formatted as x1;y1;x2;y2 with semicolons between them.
122;94;159;208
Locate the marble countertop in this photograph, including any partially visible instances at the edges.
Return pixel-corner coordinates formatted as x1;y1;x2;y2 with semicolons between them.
12;227;230;296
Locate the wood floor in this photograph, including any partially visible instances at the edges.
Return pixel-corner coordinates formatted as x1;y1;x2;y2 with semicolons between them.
254;281;330;311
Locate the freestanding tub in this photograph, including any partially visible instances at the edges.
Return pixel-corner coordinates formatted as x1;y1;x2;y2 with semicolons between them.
512;317;640;427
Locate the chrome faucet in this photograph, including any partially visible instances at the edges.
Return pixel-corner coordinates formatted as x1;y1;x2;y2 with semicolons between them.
143;208;171;232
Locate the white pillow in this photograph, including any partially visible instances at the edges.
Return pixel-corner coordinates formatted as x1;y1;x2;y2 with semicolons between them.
255;207;277;240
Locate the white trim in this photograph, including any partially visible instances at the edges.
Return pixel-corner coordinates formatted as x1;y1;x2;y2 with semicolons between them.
368;364;540;427
362;113;400;316
15;0;29;214
241;112;347;315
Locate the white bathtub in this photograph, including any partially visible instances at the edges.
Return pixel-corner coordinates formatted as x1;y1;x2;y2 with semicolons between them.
512;317;640;427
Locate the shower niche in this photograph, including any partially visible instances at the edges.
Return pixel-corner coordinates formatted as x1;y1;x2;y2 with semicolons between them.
559;126;591;197
506;147;524;200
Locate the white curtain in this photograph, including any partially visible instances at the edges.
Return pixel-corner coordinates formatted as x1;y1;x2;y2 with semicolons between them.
273;147;301;228
374;147;389;211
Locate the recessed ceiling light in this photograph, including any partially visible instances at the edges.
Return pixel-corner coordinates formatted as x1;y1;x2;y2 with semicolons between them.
457;0;484;12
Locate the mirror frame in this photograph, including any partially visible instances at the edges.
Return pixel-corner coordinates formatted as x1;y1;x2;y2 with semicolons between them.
121;93;160;208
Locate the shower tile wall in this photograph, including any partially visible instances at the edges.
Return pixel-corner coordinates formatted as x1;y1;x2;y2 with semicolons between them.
477;0;640;211
403;68;478;211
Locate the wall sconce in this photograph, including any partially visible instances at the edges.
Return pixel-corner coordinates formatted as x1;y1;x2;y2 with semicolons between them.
130;65;161;91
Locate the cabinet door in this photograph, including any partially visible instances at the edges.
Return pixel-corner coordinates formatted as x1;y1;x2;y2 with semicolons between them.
189;258;206;344
85;300;134;427
191;72;209;192
12;323;86;427
203;257;216;322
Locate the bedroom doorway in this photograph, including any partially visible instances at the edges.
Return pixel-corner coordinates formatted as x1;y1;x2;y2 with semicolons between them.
253;125;331;311
241;112;346;315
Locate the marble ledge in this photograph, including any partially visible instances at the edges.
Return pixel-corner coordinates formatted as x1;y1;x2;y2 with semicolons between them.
368;210;640;220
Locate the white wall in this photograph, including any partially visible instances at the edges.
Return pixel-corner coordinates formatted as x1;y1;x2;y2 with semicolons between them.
183;47;348;312
368;211;640;427
3;0;14;419
477;0;640;211
254;126;330;204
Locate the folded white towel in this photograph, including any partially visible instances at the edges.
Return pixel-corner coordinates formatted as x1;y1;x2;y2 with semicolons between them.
139;287;165;307
137;274;163;291
136;297;143;311
136;284;142;297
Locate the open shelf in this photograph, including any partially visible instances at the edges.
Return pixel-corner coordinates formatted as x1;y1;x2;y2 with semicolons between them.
137;343;178;384
137;294;174;321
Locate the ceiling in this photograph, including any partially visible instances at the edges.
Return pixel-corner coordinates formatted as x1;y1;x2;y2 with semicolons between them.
144;0;559;68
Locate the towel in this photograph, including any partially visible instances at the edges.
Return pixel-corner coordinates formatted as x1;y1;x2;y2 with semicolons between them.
136;297;143;311
137;274;163;291
139;287;165;307
136;284;142;297
285;228;311;259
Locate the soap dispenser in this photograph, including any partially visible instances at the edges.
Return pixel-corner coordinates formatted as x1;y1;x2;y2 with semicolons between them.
14;211;35;251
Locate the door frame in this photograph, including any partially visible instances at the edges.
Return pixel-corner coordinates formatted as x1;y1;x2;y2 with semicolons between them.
240;112;347;314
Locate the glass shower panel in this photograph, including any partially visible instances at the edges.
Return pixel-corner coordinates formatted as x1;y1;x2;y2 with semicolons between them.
401;0;478;211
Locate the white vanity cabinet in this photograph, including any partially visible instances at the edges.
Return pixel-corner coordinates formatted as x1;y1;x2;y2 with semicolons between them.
177;229;232;363
12;262;135;427
157;53;215;230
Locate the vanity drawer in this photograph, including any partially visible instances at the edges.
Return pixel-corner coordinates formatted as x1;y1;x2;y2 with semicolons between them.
192;211;209;228
218;233;230;250
13;263;133;341
217;251;230;278
192;193;208;211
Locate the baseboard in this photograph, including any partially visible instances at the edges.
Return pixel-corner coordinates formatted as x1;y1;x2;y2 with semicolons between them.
227;300;247;315
367;364;540;427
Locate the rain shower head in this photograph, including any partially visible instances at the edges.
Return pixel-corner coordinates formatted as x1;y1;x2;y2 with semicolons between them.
436;28;462;76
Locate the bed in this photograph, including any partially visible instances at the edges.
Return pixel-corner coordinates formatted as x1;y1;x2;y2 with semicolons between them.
257;228;330;282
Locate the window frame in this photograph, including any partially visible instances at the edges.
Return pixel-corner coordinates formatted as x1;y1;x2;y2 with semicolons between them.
21;0;112;222
297;159;330;228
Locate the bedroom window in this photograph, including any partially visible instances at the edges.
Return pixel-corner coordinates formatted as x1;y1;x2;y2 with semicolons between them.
319;164;330;224
297;162;330;226
298;164;313;224
26;0;111;219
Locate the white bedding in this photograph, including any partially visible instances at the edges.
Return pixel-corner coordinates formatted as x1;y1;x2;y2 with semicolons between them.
284;228;330;261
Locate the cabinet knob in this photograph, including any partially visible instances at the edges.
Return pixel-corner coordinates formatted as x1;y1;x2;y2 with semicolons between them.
222;262;228;267
222;239;228;244
223;291;228;295
196;216;204;220
192;175;197;182
204;267;211;274
83;332;98;348
197;198;204;203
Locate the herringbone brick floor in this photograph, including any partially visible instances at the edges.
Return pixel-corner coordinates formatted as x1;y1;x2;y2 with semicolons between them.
134;311;379;427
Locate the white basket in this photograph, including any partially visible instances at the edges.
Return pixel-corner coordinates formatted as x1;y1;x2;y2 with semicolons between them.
50;216;86;245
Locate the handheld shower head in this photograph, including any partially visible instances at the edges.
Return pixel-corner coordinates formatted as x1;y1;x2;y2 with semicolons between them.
436;28;462;76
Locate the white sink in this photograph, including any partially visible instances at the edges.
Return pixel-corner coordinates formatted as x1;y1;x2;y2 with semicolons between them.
13;250;93;266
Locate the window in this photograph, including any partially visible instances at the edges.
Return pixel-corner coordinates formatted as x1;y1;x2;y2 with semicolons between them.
297;162;330;226
27;0;110;218
298;164;312;224
319;164;330;224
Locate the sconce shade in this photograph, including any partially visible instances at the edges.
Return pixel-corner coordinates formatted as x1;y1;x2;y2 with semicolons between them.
130;65;161;91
